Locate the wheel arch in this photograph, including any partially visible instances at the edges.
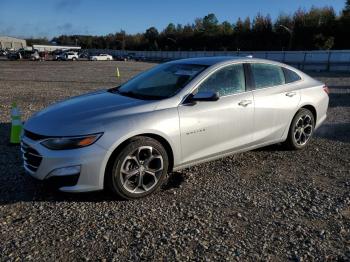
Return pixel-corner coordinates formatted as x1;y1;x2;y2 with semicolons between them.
283;104;318;141
300;104;317;123
103;133;174;188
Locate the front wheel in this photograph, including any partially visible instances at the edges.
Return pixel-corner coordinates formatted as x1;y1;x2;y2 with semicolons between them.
107;137;169;199
284;108;315;150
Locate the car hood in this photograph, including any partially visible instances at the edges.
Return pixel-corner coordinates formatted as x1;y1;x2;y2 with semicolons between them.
24;90;157;136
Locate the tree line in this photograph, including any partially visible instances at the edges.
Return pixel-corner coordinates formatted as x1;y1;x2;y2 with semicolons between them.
27;1;350;51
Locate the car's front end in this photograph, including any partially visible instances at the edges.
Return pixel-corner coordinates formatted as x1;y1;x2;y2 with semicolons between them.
21;131;108;192
21;89;156;192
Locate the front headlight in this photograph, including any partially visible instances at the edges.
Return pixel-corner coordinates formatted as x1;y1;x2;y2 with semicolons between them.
41;133;103;150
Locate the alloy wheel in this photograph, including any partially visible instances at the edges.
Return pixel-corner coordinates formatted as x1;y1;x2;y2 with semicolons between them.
120;146;164;194
293;114;313;146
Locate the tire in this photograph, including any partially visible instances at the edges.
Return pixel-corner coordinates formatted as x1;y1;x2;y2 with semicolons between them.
106;137;169;199
284;108;315;150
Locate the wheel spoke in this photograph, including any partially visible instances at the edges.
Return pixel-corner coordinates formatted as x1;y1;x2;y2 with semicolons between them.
300;132;306;143
296;118;303;127
121;166;139;175
121;169;139;186
303;115;311;125
124;155;140;166
304;131;311;138
136;174;144;191
294;130;301;142
304;125;313;135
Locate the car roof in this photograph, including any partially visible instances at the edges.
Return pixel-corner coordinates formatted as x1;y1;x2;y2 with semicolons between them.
169;56;302;71
169;56;244;66
166;56;308;77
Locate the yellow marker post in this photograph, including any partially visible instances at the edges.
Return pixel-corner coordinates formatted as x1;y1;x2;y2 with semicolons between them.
116;67;121;86
10;102;22;144
116;67;120;79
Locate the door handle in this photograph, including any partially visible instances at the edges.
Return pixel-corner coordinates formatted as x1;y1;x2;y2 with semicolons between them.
238;100;252;107
285;92;297;97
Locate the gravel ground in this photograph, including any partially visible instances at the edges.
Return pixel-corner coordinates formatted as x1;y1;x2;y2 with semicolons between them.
0;61;349;261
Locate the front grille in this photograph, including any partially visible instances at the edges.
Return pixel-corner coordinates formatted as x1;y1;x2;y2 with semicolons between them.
21;142;43;172
23;129;50;141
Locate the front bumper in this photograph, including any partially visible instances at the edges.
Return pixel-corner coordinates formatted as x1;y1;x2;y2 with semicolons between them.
21;135;109;192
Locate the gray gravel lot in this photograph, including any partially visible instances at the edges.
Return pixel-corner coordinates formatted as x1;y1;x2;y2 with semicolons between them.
0;61;349;261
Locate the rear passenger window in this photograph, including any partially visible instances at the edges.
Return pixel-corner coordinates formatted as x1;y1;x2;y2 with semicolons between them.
251;63;285;89
198;64;245;96
283;68;301;83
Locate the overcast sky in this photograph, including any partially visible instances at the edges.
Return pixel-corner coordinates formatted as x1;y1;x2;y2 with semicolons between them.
0;0;345;39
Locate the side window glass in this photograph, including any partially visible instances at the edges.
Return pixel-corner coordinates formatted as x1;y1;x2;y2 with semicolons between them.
198;64;245;96
251;63;285;89
283;68;301;83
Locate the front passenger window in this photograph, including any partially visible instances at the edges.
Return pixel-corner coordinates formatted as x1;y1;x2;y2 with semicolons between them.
198;64;245;96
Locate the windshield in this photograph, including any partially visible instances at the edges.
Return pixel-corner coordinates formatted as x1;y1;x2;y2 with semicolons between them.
114;63;208;100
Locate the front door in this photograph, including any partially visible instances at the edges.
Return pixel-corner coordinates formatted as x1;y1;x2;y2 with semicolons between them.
178;63;255;164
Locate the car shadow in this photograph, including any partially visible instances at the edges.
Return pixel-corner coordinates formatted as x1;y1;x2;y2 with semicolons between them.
255;121;350;154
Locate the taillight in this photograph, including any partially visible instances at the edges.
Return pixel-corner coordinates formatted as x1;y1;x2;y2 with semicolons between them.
323;85;330;95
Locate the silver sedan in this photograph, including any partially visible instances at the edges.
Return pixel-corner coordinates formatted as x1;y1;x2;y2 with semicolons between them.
22;57;329;199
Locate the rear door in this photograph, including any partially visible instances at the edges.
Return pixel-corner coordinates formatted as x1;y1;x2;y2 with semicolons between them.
178;63;255;164
248;63;301;144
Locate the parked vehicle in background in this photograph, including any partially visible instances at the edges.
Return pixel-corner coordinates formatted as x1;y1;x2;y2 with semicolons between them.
64;51;79;61
5;49;41;61
115;53;145;61
114;55;128;61
22;57;329;199
30;51;40;61
53;50;79;61
78;52;89;60
134;55;146;61
7;51;21;60
90;54;113;61
53;50;64;60
0;49;8;56
127;52;136;61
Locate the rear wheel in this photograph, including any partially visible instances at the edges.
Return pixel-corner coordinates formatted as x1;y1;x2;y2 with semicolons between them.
107;137;169;199
285;108;315;150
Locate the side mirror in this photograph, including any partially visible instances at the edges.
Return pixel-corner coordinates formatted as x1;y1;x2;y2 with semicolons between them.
191;91;219;102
